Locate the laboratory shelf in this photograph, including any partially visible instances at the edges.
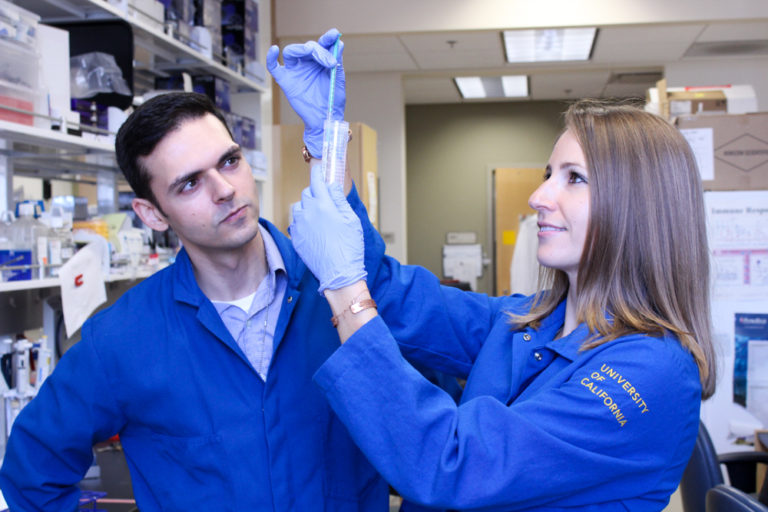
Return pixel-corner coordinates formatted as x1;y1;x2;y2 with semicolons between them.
21;0;267;93
0;120;114;154
0;267;163;293
0;119;118;183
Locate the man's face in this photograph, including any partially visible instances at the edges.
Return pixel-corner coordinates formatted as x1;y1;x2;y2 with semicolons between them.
133;113;261;260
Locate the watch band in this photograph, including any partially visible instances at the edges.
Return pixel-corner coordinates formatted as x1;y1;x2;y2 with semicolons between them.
301;145;315;163
331;298;377;327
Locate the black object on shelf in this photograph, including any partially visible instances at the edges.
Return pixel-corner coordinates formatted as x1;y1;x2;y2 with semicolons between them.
51;19;135;110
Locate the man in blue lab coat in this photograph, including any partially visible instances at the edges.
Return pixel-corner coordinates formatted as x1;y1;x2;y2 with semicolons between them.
0;30;388;511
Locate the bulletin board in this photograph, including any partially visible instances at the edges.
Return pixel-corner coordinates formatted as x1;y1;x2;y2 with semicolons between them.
701;190;768;453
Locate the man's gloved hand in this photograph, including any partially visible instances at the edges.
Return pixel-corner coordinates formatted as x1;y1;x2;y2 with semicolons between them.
267;28;345;159
290;165;365;294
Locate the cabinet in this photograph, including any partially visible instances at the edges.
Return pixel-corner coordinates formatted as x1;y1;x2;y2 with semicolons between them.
0;0;272;315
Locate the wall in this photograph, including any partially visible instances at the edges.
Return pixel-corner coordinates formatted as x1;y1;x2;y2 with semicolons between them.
346;72;407;260
405;100;566;295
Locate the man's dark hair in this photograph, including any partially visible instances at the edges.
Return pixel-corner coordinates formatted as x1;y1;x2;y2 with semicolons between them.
115;92;232;206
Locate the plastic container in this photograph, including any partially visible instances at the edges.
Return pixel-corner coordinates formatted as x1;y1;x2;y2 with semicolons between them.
0;0;40;50
321;119;349;185
0;37;41;126
47;215;76;276
0;210;31;282
10;202;51;279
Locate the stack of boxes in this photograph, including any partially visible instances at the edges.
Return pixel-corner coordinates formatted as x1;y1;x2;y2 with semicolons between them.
193;0;223;64
107;0;263;80
221;0;259;76
646;79;767;191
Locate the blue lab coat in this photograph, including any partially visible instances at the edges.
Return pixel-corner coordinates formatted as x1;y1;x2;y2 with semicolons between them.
0;190;388;511
319;212;703;511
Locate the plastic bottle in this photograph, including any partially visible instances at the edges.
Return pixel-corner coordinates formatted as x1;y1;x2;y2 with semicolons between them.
11;202;51;279
11;338;33;394
47;214;76;276
34;338;52;389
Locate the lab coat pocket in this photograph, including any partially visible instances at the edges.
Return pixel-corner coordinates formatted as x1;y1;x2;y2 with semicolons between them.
148;432;232;510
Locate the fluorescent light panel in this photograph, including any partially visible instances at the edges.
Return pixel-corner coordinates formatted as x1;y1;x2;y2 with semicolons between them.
454;77;486;99
455;75;528;99
503;27;596;63
501;75;528;97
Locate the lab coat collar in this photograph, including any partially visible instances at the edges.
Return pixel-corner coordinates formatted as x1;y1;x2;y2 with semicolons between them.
523;298;592;362
260;218;307;290
546;322;592;362
171;218;308;307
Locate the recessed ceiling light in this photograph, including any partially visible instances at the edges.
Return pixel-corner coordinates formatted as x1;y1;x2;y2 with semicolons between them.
501;75;528;97
503;27;597;63
454;77;486;99
454;75;529;99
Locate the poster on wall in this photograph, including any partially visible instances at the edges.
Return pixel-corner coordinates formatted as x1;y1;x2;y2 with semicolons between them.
734;313;768;428
705;191;768;301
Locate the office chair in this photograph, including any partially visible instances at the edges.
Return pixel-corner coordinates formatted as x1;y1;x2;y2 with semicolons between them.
679;421;768;512
706;485;768;512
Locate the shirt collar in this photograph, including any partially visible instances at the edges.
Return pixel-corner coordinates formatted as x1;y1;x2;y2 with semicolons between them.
173;225;286;307
259;224;286;279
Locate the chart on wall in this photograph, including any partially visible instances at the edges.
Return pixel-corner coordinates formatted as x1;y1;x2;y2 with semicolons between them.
705;190;768;300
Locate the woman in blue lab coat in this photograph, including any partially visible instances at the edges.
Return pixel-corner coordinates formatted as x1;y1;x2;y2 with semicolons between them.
287;97;717;511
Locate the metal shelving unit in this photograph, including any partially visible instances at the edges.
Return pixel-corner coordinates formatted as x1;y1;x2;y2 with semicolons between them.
1;0;272;292
21;0;267;93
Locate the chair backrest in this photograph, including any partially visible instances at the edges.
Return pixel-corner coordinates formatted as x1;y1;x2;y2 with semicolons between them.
680;421;725;512
706;485;768;512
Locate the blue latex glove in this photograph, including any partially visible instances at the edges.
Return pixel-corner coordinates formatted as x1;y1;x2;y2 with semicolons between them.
290;165;366;294
267;28;345;159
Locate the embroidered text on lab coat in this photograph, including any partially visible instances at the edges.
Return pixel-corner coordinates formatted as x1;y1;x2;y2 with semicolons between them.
580;364;650;427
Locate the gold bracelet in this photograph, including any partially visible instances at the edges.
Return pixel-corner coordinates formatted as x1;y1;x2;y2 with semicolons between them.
331;298;377;327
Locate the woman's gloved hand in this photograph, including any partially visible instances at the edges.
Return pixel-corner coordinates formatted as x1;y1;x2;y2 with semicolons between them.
266;28;345;159
290;165;366;294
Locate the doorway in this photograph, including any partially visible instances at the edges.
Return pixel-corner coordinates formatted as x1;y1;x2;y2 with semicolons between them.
492;167;544;296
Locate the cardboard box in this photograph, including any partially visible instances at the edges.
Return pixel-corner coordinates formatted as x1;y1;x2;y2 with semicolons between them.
647;79;758;120
676;112;768;191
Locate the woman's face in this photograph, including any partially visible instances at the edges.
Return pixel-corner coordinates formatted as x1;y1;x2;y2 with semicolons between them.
528;129;590;285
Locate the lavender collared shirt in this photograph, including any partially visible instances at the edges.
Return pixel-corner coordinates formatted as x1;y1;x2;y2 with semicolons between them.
211;225;287;380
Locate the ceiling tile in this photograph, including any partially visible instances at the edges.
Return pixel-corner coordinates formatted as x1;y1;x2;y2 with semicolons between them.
403;76;461;104
697;21;768;42
327;35;419;72
592;24;705;63
400;32;506;70
529;70;612;100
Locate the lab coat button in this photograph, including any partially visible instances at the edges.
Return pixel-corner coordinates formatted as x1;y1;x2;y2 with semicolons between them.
287;296;293;303
523;333;531;341
534;351;543;361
